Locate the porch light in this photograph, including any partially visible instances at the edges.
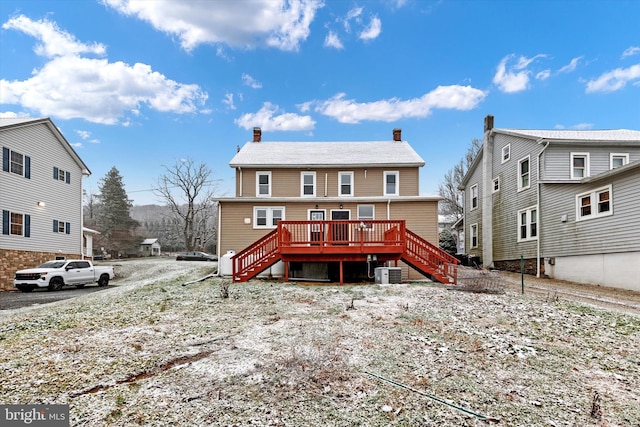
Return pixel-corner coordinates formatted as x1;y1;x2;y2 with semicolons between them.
37;201;45;207
339;204;343;209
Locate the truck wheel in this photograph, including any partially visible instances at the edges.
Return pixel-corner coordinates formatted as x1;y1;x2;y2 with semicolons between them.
98;274;110;287
48;277;64;291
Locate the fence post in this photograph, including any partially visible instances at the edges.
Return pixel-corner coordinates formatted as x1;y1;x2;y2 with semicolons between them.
520;255;524;294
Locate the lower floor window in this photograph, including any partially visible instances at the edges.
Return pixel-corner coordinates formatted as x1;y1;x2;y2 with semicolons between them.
577;185;612;221
2;210;30;237
470;223;478;249
254;207;284;228
518;206;538;242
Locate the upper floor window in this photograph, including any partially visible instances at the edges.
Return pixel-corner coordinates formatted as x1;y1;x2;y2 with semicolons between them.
517;206;538;242
338;171;354;196
610;153;629;169
54;167;71;184
2;210;30;237
256;171;271;197
502;144;511;163
2;147;31;179
301;172;316;197
53;220;71;234
492;177;500;193
571;152;590;179
470;184;478;210
518;156;530;191
577;185;612;221
254;206;284;228
384;171;399;196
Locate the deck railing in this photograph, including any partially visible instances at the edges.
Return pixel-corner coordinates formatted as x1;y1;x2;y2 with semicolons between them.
278;220;406;252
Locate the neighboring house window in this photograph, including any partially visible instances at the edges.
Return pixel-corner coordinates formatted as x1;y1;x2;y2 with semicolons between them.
2;147;31;179
301;172;316;197
256;172;271;197
517;206;538;242
338;172;354;196
518;156;530;191
502;144;510;163
571;152;590;179
577;185;613;221
254;207;284;228
492;177;500;193
470;223;478;249
54;167;71;184
470;184;478;210
2;210;30;237
610;153;629;169
53;220;71;234
384;171;399;196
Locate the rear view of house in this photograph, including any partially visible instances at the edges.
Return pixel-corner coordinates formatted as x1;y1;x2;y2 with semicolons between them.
1;118;91;290
461;115;640;291
217;128;457;284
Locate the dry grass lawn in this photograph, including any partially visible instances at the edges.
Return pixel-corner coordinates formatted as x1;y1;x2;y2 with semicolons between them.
0;259;638;426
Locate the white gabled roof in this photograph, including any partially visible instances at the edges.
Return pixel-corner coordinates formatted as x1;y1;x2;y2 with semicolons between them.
494;128;640;142
229;141;425;168
141;238;159;245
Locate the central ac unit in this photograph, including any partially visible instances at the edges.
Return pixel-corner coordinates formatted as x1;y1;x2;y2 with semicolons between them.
374;267;402;284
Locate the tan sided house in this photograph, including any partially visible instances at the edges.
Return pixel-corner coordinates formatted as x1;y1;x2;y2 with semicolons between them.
1;118;91;290
217;128;458;284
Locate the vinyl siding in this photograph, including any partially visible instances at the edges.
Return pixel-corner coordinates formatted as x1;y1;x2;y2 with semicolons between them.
542;144;640;180
463;160;483;257
0;123;83;254
541;168;640;256
491;134;540;261
237;167;420;198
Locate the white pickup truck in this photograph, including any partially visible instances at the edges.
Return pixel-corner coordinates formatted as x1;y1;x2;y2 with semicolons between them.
13;260;115;292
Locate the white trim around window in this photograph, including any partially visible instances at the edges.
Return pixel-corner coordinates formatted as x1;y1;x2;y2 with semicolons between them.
517;205;538;242
492;177;500;193
570;152;590;179
338;171;354;196
501;144;511;163
383;171;399;196
518;155;530;191
576;185;613;221
470;184;478;210
470;223;478;249
253;206;285;229
300;171;316;197
610;153;629;169
256;171;271;197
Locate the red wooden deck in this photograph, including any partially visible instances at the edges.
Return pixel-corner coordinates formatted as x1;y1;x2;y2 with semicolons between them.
232;220;458;284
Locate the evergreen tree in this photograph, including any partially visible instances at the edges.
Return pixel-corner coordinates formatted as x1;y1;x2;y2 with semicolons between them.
439;229;458;256
94;166;140;257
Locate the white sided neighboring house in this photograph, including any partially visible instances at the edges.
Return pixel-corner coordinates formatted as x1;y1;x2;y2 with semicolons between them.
0;118;91;291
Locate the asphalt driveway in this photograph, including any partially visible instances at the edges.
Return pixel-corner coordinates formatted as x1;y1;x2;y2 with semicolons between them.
0;284;114;311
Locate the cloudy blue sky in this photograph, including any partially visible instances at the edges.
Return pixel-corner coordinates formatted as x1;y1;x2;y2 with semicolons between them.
1;0;639;205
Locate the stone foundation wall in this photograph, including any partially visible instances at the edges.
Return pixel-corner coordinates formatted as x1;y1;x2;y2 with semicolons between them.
493;258;545;276
0;249;80;291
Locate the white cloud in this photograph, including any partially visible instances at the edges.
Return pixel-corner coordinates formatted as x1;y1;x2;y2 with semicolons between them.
585;64;640;93
2;15;106;58
312;85;487;124
1;16;208;125
101;0;324;52
76;130;91;139
235;102;315;131
558;56;582;73
493;54;546;93
622;46;640;58
536;70;551;80
223;93;235;110
324;30;343;49
0;111;21;118
242;73;262;89
359;16;382;41
555;123;593;130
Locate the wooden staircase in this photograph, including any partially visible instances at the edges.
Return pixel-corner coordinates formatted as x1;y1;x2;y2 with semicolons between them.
231;221;457;284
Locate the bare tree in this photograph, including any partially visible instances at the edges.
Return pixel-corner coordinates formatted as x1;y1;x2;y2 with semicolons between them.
438;138;482;219
153;159;219;251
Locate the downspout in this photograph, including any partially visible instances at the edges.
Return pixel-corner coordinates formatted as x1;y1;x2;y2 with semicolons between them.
324;173;328;197
238;167;243;197
217;201;222;276
387;199;391;220
536;139;550;278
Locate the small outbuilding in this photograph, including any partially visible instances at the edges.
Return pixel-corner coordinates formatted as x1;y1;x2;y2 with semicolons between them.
140;238;161;256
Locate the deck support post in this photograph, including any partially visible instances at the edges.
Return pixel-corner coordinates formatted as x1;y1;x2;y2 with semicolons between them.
339;260;344;285
285;261;289;282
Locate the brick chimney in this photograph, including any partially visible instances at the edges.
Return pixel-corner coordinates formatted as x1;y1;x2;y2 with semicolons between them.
484;115;494;133
393;128;402;142
253;127;261;142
